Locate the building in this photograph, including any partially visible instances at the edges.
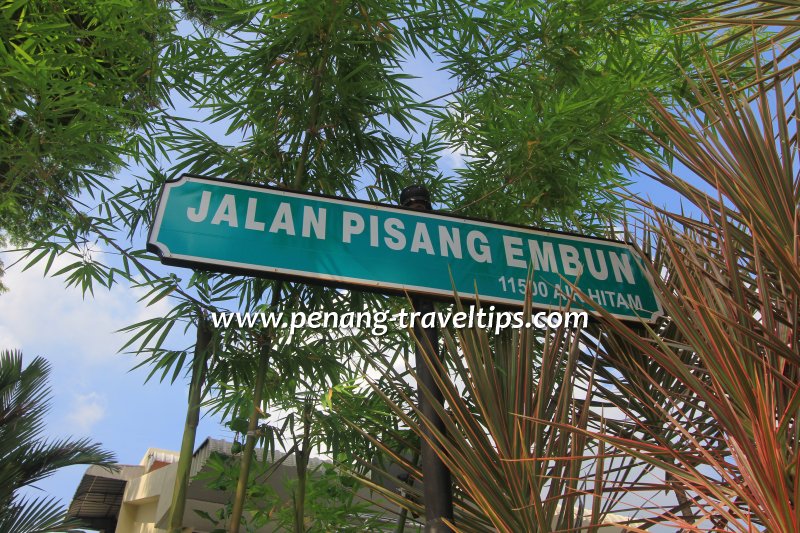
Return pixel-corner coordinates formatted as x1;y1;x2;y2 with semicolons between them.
66;438;346;533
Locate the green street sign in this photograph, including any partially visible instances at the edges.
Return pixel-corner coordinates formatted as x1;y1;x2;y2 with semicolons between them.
148;175;663;322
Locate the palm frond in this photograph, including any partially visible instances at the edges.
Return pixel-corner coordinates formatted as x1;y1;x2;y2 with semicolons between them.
682;1;800;85
0;350;116;531
588;41;800;531
344;298;667;531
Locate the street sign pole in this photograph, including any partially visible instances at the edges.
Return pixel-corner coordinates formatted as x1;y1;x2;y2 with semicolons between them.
401;185;454;533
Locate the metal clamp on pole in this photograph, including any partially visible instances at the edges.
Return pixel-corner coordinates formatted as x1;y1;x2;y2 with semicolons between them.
400;184;453;532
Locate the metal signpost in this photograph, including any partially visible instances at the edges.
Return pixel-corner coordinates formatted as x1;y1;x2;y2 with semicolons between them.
400;185;454;532
148;174;663;322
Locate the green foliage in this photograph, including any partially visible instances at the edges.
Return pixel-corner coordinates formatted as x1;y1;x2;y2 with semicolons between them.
0;0;174;244
194;452;279;533
282;462;391;532
194;451;390;532
158;0;422;197
0;350;115;533
431;1;711;231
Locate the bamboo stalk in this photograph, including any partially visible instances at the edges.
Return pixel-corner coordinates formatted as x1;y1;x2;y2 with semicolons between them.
294;401;313;533
227;38;325;533
228;286;282;532
167;313;212;533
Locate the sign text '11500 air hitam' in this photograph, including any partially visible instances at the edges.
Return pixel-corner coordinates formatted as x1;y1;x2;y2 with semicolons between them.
148;175;663;322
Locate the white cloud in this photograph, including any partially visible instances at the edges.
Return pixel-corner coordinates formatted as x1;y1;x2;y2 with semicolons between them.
441;144;469;169
0;245;219;442
0;247;183;439
66;392;106;433
0;318;21;353
0;248;173;365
